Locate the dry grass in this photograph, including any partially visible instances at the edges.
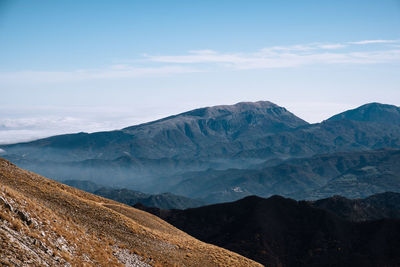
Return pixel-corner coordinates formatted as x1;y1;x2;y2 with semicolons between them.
0;180;121;266
0;158;263;266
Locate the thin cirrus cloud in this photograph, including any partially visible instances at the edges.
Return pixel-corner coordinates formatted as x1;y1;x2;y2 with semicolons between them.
1;39;399;84
146;39;400;69
317;44;347;49
348;39;398;45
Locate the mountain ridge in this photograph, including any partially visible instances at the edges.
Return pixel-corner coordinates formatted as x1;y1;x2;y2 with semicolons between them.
1;100;308;162
311;192;400;222
135;193;400;267
62;179;205;209
123;100;306;130
168;148;400;203
327;102;400;123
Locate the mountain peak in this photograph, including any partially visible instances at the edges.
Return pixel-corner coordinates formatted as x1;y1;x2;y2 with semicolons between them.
327;102;400;124
211;100;278;110
124;100;308;136
179;100;280;118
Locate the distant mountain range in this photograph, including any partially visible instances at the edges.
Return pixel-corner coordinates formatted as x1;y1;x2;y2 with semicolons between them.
170;148;400;203
1;101;400;202
311;192;400;222
136;193;400;267
63;179;205;209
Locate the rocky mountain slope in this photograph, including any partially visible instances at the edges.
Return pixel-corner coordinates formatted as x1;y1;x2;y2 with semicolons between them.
0;158;261;266
135;194;400;267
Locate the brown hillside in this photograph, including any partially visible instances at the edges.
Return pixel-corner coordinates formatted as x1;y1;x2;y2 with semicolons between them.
0;158;262;266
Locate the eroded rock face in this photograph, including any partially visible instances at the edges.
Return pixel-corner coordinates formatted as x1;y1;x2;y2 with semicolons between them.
113;248;151;267
0;188;153;267
0;195;14;212
0;188;113;266
16;210;32;226
0;192;71;266
0;191;34;226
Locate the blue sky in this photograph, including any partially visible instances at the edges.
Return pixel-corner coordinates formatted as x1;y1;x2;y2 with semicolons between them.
1;0;400;143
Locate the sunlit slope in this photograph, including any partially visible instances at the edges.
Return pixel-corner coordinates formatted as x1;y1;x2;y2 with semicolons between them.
0;158;261;266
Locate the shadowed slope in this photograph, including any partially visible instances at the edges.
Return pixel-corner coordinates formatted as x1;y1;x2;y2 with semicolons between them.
311;192;400;222
136;195;400;267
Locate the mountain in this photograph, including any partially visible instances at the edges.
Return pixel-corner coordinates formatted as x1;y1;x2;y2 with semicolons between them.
1;101;308;162
228;102;400;160
328;102;400;124
1;102;400;193
292;148;400;200
233;110;400;159
135;195;400;267
0;101;310;190
62;180;205;209
169;148;400;203
123;100;308;143
311;192;400;222
63;179;103;192
93;187;205;209
0;158;260;266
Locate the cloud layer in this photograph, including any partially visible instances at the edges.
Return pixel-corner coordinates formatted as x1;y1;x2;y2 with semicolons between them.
0;105;195;144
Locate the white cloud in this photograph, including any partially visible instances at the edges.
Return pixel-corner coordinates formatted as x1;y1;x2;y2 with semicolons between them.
348;39;397;45
261;44;316;52
317;43;347;49
0;105;191;144
188;49;218;54
0;116;108;144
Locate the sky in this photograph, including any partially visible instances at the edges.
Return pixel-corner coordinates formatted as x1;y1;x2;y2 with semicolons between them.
1;0;400;144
